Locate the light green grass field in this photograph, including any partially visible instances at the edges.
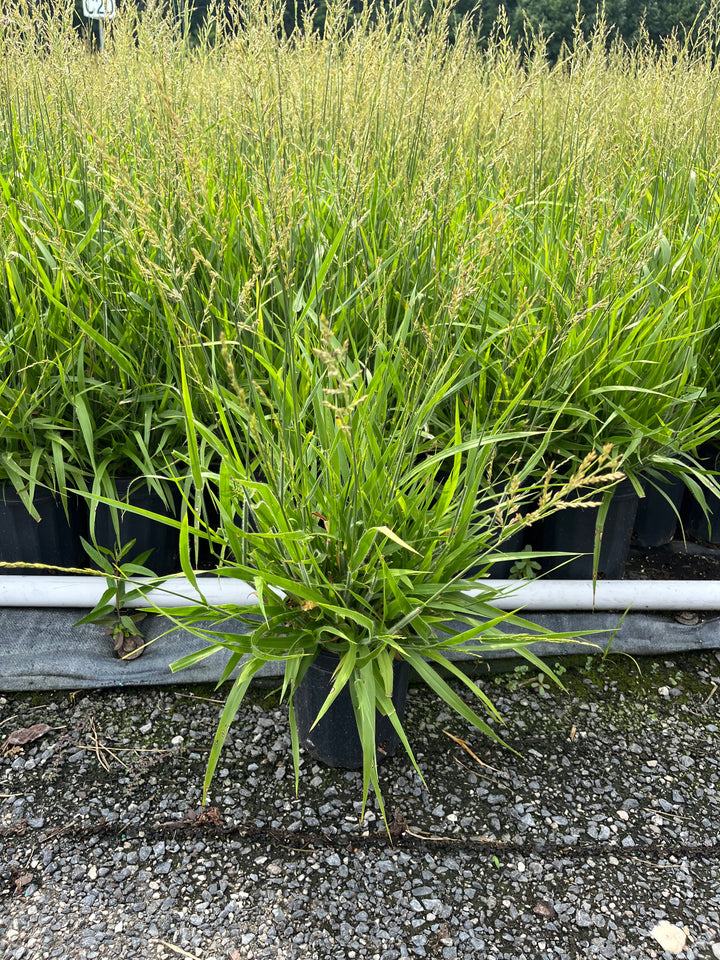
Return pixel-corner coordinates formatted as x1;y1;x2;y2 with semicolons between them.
1;0;719;504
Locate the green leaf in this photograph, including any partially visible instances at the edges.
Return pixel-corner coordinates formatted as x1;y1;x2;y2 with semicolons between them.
310;644;357;730
202;657;266;803
374;685;424;786
592;487;615;600
402;650;511;749
72;314;137;380
179;510;201;594
352;660;384;825
375;647;394;699
170;644;224;673
179;351;204;493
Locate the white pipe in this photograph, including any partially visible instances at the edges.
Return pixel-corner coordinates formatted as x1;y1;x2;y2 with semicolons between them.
474;579;720;611
0;575;254;610
0;575;717;611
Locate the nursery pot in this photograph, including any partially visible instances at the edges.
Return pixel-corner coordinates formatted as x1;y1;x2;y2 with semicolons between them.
471;481;525;578
536;478;639;580
194;475;260;570
92;477;181;576
0;484;85;572
632;472;685;548
480;529;524;579
469;528;524;579
681;444;720;544
294;648;410;770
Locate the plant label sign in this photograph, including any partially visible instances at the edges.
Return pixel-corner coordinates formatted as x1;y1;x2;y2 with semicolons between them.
82;0;116;18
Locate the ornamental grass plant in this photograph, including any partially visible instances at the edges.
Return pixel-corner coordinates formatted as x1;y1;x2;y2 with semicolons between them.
158;313;625;825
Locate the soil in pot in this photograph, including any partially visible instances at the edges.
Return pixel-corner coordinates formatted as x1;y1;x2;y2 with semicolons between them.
625;543;720;580
294;648;410;770
0;484;85;573
680;444;720;545
633;472;685;548
534;478;639;579
90;477;181;576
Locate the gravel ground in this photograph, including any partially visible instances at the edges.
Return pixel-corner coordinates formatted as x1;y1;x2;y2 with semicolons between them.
1;651;720;960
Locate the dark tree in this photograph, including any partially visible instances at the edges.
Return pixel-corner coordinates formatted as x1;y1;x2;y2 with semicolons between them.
510;0;709;58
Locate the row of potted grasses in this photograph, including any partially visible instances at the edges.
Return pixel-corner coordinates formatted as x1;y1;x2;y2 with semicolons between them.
6;1;720;824
1;0;720;573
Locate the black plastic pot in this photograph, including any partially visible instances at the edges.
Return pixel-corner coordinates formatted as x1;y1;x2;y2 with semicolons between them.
681;444;720;544
184;481;220;571
194;476;262;570
475;529;524;579
633;472;685;548
535;478;639;580
0;484;85;573
471;480;526;578
294;648;410;770
92;477;181;576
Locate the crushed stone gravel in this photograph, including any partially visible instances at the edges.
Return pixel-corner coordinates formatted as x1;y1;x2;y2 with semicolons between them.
1;651;719;959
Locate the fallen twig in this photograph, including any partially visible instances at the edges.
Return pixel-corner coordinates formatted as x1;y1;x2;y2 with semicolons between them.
39;819;79;842
643;807;696;823
156;942;203;960
175;692;225;705
453;756;501;786
443;729;503;775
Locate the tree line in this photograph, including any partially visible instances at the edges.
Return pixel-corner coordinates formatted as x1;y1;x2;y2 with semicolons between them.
69;0;713;58
468;0;710;59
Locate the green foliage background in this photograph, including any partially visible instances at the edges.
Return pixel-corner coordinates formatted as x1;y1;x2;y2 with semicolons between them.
144;0;713;54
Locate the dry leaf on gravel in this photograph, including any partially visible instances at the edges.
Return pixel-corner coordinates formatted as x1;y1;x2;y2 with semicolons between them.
193;806;224;826
533;900;558;919
13;872;33;895
651;921;687;955
0;819;27;837
1;723;51;754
